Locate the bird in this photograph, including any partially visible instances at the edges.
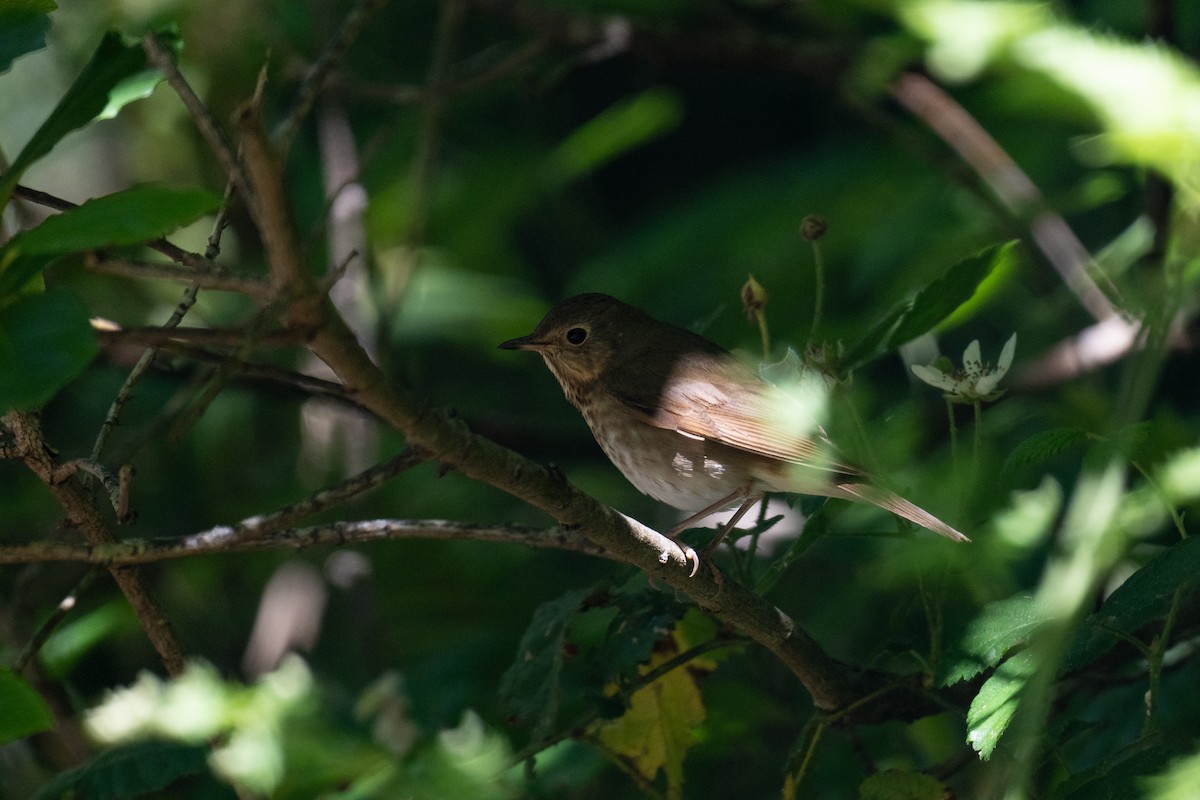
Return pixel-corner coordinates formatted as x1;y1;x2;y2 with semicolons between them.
499;293;967;570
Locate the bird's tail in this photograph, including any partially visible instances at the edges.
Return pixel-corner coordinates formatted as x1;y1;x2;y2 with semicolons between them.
830;482;969;542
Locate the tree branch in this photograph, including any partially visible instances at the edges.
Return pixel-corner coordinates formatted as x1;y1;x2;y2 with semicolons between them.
2;412;187;676
0;519;613;565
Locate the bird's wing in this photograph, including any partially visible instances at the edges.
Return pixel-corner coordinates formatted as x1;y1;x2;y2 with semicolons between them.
607;351;861;477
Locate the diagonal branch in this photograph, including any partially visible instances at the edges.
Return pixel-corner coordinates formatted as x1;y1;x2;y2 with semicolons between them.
2;411;187;676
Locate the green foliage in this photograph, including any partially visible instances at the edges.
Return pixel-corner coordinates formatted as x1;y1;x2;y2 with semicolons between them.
0;31;169;205
859;770;946;800
0;290;97;410
31;740;213;800
4;1;1200;798
0;668;53;743
845;241;1014;368
0;1;55;75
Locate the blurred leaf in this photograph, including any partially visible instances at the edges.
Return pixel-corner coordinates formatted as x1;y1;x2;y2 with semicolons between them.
1064;536;1200;671
966;648;1036;759
0;185;221;298
0;290;97;411
1003;427;1091;474
0;31;163;204
0;1;55;74
38;601;135;678
547;88;684;185
0;668;53;743
498;587;590;739
1142;748;1200;800
859;770;945;799
938;594;1047;686
31;740;211;800
1053;735;1174;800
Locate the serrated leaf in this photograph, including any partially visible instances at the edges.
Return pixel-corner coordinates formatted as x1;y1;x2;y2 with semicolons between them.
938;595;1048;686
1003;427;1091;474
966;648;1036;759
498;587;590;740
0;2;55;74
0;668;53;743
859;770;945;800
0;185;222;298
593;637;707;800
0;290;97;411
599;589;689;687
1064;536;1200;670
31;739;210;800
0;31;161;204
885;241;1016;351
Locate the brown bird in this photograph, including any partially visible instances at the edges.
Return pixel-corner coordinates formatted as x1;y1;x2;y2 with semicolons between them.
500;293;967;569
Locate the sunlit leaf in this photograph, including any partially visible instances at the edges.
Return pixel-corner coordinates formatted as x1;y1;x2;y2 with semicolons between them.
966;648;1036;759
0;669;53;743
593;633;710;800
938;594;1047;686
0;290;97;411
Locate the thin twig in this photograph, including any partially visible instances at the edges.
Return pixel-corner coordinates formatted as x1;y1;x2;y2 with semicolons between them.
14;569;104;672
272;0;390;154
83;254;271;299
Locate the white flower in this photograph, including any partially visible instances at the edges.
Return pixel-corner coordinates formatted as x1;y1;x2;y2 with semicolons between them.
912;334;1017;403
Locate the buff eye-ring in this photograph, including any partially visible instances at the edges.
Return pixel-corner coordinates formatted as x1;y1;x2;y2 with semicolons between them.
566;326;589;345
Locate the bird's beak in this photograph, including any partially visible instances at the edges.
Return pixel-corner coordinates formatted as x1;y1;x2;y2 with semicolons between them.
498;333;542;351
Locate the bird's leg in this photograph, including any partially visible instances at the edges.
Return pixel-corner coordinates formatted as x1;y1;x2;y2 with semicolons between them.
700;495;760;557
661;486;761;579
664;485;755;539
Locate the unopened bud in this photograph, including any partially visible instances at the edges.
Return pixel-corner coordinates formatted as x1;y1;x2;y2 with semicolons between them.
800;215;827;241
740;274;768;320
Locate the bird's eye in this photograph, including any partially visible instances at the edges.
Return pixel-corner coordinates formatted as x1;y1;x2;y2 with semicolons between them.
566;326;588;345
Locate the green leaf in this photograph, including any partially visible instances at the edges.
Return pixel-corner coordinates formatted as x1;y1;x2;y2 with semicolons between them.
0;668;53;743
1003;427;1091;474
844;241;1014;368
0;31;158;204
859;770;946;800
0;290;97;411
966;648;1036;759
597;588;689;688
498;587;590;740
0;2;55;74
18;185;220;254
938;595;1048;686
885;241;1016;351
1064;536;1200;670
0;185;222;298
31;740;210;800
